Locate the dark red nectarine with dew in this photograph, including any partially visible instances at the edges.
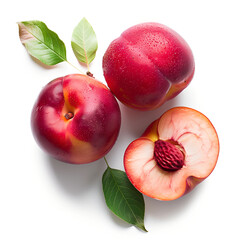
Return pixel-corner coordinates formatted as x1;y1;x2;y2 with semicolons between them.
103;22;195;110
124;107;219;201
31;74;121;164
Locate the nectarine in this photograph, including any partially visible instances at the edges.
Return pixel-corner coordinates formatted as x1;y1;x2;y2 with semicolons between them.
124;107;219;200
31;74;121;164
103;23;195;110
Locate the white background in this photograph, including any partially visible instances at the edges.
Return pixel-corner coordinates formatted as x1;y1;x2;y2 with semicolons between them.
1;0;239;239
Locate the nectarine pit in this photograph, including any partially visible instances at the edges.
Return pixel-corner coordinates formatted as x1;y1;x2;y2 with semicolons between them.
154;139;185;172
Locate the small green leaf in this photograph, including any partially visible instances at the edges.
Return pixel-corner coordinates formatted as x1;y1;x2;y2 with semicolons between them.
102;166;147;232
71;18;98;66
18;20;67;65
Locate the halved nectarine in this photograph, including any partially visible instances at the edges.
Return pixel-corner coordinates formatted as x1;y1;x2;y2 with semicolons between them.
124;107;219;201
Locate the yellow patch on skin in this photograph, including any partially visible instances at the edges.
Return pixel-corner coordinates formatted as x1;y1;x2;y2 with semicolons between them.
142;120;159;142
69;134;93;152
165;71;194;101
68;134;97;164
164;84;178;100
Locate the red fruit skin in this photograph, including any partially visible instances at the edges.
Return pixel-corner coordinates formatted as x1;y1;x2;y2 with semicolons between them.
31;74;121;164
103;22;195;110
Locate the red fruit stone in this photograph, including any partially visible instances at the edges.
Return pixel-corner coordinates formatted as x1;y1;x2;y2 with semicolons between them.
154;140;185;171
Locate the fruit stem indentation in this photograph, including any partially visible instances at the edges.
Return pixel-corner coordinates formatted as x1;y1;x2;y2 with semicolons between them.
64;112;74;120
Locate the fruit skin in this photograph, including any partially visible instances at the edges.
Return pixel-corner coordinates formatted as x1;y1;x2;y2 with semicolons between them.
31;74;121;164
124;107;220;201
103;22;195;110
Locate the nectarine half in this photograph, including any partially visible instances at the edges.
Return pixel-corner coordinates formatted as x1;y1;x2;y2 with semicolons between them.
124;107;219;200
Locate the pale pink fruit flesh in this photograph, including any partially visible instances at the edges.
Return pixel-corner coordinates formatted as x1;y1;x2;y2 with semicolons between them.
124;107;219;201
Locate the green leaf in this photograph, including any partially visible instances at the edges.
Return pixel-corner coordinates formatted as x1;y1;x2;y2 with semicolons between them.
18;20;67;65
71;18;98;66
102;166;147;232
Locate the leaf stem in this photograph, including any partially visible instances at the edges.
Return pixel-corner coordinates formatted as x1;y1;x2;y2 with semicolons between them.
104;156;110;168
66;60;85;74
87;64;90;72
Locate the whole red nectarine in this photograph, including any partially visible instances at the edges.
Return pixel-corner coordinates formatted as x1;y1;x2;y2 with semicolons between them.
31;74;121;164
103;23;195;110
